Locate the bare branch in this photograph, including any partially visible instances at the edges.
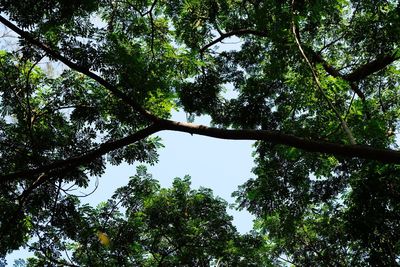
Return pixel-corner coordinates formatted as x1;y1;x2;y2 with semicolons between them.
158;119;400;163
200;29;267;52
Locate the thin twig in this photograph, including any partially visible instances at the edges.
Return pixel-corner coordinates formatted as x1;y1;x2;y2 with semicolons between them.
200;29;267;53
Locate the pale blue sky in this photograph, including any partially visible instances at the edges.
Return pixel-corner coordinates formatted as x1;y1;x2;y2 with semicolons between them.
6;111;255;264
84;111;255;232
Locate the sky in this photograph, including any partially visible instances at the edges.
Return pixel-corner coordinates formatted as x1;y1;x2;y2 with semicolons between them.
2;19;255;264
85;111;255;232
6;110;256;264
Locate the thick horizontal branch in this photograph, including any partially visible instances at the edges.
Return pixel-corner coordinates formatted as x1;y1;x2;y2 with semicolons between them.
158;119;400;164
0;15;158;122
2;119;400;184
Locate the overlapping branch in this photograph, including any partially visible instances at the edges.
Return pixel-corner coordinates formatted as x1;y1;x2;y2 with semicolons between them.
311;50;400;100
201;25;399;100
158;120;400;164
1;15;400;187
291;1;356;145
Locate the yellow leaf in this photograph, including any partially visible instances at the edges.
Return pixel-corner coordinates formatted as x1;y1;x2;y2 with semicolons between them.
97;231;110;246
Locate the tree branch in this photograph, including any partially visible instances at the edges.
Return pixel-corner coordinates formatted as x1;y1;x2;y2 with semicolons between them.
309;49;366;100
2;119;400;185
200;29;268;52
0;15;159;122
1;14;400;188
158;119;400;164
310;48;399;98
311;51;342;77
0;124;162;183
202;24;397;96
344;53;399;82
290;3;356;145
308;38;399;101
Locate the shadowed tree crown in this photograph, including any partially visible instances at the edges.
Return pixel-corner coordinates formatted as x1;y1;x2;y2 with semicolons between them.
0;0;399;265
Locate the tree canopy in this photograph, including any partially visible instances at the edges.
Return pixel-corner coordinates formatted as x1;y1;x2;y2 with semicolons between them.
0;0;400;265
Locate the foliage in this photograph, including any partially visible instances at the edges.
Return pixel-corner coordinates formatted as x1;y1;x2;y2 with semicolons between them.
0;0;399;265
24;166;269;266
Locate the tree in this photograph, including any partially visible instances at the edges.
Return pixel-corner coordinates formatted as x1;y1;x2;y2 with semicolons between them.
0;0;399;265
24;166;269;266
